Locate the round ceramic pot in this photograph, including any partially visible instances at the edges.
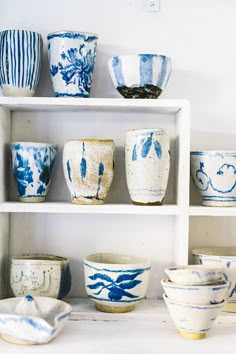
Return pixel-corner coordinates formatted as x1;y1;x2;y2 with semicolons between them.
108;54;172;98
190;151;236;206
63;139;115;205
10;255;72;299
192;247;236;312
47;31;98;97
11;142;58;203
0;30;42;97
83;253;151;313
125;128;170;205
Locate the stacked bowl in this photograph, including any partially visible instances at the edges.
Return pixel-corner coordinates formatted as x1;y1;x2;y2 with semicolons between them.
161;265;230;340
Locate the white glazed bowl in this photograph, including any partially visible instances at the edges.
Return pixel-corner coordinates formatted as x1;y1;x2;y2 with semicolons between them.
0;295;71;345
163;293;224;340
161;279;230;305
190;151;236;206
83;253;151;313
108;54;172;99
192;247;236;312
164;264;224;285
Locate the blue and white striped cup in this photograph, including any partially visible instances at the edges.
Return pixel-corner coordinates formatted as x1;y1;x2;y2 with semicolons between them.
0;30;42;96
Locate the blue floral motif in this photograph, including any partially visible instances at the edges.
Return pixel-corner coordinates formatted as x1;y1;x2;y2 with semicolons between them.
132;133;162;161
87;271;143;301
55;45;96;95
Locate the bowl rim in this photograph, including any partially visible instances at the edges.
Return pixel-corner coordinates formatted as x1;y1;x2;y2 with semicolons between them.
161;278;230;289
192;247;236;258
11;254;69;264
163;293;225;308
190;150;236;155
83;252;151;268
165;264;224;273
11;142;58;148
108;54;171;62
47;30;98;39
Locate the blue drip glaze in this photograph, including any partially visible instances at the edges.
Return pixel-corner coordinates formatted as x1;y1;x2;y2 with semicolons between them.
139;54;154;86
112;56;125;87
47;32;98;41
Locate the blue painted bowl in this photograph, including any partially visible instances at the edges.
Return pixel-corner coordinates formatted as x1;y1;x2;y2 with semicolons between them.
108;54;172;98
190;150;236;206
47;31;98;97
0;30;42;97
10;254;72;300
83;253;151;313
11;142;58;202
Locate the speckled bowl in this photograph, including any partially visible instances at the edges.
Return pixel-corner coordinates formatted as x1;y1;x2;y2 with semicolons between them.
10;254;72;299
0;295;72;345
83;253;151;313
161;279;230;305
108;54;172;99
164;264;224;285
163;293;224;340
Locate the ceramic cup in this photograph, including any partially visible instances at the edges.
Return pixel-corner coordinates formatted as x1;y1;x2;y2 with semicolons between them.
190;151;236;206
63;139;115;205
0;30;42;96
84;253;151;313
10;254;72;299
47;31;98;97
125;128;170;205
11;142;58;202
108;54;172;98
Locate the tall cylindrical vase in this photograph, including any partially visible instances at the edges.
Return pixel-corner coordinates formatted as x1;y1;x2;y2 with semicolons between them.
125;129;170;205
47;31;98;97
0;30;42;96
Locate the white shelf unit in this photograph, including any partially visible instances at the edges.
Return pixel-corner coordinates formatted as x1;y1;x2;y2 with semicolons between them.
0;97;190;302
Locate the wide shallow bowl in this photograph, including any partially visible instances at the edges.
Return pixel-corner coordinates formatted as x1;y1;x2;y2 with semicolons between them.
161;279;230;305
108;54;172;99
192;247;236;312
163;293;224;340
164;264;224;285
11;254;72;299
0;295;72;345
83;253;151;313
190;151;236;206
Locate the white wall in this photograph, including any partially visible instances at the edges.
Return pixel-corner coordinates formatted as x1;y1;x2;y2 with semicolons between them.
1;0;236;149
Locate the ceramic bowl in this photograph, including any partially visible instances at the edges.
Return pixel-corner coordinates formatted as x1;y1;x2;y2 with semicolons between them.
161;279;230;305
164;264;224;285
10;254;71;299
192;247;236;312
190;151;236;206
108;54;172;99
11;142;58;202
163;293;224;340
83;253;151;313
0;295;71;345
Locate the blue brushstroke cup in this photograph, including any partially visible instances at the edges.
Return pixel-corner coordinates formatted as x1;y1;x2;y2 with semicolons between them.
63;139;115;204
108;54;172;98
125;128;170;205
11;142;58;202
0;30;43;96
83;253;151;313
190;151;236;206
47;31;98;97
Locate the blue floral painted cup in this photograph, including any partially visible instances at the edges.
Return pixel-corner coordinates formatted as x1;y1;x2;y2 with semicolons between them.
11;142;58;202
84;253;151;313
47;31;98;97
0;30;43;97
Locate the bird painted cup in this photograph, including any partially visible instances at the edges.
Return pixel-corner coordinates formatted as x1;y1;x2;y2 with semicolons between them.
63;139;115;204
47;31;98;97
0;30;42;96
11;142;57;202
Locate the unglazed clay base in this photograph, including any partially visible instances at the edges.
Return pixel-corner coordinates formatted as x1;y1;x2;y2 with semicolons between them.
95;303;134;313
19;197;45;203
179;330;206;340
72;197;104;205
223;302;236;312
133;201;163;206
1;334;34;345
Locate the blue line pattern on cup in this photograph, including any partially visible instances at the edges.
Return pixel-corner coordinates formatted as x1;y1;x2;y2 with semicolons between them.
193;161;236;195
139;54;154;86
0;30;42;91
132;132;162;161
